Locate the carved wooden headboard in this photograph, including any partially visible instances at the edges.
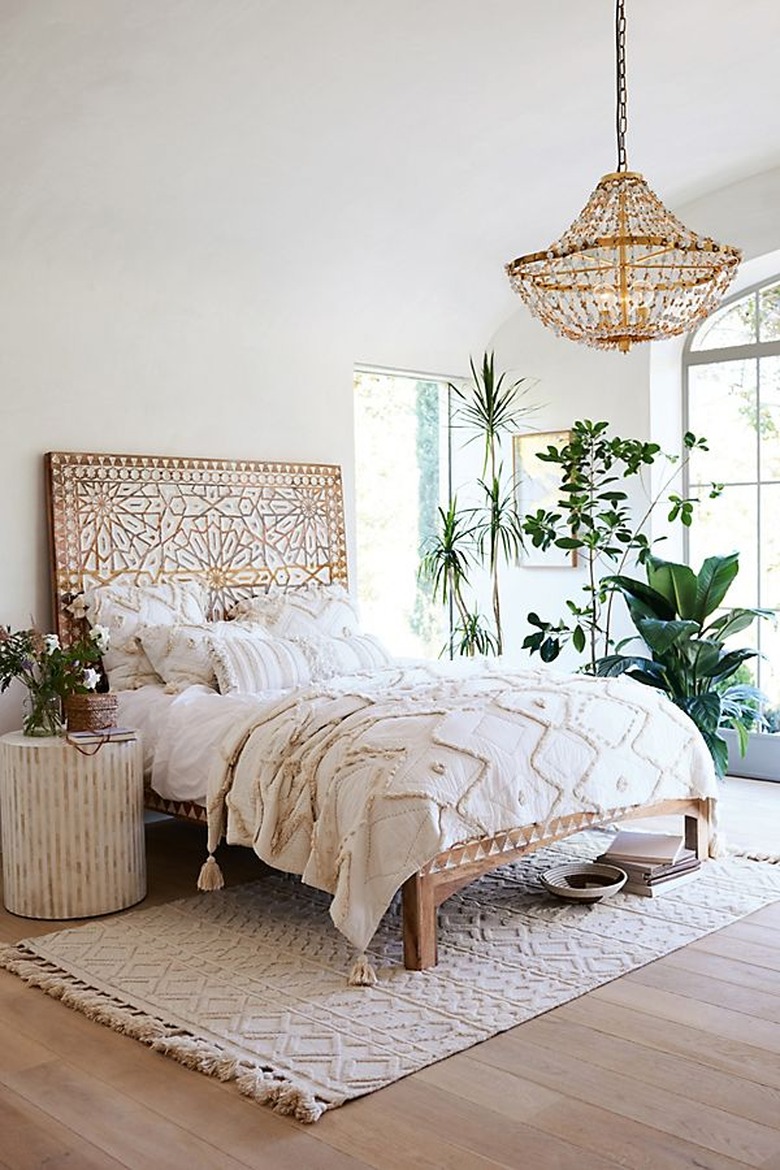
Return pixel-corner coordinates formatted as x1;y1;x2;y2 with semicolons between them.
46;452;348;643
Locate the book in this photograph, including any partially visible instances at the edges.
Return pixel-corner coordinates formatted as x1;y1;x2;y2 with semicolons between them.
599;829;685;867
597;846;699;882
66;727;137;745
623;868;701;897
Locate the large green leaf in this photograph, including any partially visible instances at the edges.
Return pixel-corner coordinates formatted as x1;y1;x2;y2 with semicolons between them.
693;553;740;621
698;728;730;779
704;607;770;641
635;617;700;656
646;556;698;618
593;655;669;690
704;647;759;683
675;691;722;736
685;638;722;678
609;574;676;622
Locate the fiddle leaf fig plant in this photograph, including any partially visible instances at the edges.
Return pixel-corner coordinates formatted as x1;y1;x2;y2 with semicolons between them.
593;552;770;777
521;420;720;671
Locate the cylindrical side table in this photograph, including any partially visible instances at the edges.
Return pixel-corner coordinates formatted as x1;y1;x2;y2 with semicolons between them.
0;731;146;919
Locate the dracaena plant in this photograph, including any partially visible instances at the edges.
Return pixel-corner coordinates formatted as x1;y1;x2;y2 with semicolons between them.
593;552;770;778
418;351;534;657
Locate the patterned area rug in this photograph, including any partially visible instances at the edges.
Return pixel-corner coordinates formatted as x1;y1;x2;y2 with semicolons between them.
2;834;780;1123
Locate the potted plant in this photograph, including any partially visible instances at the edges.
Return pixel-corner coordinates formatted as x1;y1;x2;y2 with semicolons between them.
592;552;769;777
0;624;111;736
418;351;534;656
521;420;717;671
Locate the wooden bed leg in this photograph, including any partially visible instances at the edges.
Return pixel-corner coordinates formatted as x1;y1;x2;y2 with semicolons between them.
402;872;438;970
684;799;713;860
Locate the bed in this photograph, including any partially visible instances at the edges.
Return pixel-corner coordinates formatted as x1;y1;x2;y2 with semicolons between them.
46;450;718;975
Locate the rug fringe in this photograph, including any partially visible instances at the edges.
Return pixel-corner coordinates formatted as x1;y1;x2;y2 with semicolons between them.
0;943;332;1123
730;849;780;864
236;1068;330;1122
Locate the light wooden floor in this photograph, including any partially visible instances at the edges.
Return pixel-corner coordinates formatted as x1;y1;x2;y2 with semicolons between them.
1;777;778;1170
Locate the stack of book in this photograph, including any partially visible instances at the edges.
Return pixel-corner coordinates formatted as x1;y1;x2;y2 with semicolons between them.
597;829;701;897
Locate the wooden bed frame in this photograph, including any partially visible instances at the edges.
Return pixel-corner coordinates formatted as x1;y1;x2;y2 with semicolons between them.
46;450;715;971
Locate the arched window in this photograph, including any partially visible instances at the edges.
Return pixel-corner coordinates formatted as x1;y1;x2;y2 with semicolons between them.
684;278;780;719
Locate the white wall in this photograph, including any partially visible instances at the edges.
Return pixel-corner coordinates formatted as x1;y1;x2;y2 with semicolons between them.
2;0;780;730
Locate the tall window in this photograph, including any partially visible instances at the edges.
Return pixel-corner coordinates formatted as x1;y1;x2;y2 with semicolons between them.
684;279;780;714
354;367;451;657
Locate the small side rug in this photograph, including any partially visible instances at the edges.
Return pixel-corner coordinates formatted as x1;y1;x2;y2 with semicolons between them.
2;834;779;1123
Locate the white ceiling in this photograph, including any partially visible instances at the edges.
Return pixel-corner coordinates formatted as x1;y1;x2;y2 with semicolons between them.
2;0;779;364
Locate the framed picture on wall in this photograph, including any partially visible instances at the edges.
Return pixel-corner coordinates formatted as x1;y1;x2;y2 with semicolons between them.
514;430;577;568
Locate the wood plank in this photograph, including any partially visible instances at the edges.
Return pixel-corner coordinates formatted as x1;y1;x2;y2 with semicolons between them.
2;1059;274;1170
0;1083;130;1170
419;1051;760;1169
689;931;780;972
336;1076;627;1170
314;1087;516;1170
592;978;780;1053
530;1095;758;1170
661;945;780;997
553;993;780;1091
112;1059;373;1170
627;960;780;1022
513;1013;780;1130
416;1050;564;1118
470;1031;780;1166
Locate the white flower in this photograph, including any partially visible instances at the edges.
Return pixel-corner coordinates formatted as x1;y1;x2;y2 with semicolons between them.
43;634;60;655
90;625;111;653
66;595;89;620
82;668;100;691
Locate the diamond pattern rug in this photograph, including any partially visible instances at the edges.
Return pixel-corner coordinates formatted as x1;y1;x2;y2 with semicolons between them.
2;833;779;1122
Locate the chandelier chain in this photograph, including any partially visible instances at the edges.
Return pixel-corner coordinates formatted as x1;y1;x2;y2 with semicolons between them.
615;0;628;172
504;0;741;351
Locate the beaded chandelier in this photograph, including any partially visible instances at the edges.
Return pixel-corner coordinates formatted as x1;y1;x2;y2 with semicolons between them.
505;0;741;353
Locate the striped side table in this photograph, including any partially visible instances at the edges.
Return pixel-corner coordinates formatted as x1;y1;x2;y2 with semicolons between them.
0;731;146;919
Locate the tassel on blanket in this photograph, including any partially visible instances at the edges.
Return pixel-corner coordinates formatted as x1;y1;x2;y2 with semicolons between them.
197;853;224;892
348;952;377;987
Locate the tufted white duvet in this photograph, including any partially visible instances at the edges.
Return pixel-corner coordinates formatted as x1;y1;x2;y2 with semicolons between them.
191;661;718;950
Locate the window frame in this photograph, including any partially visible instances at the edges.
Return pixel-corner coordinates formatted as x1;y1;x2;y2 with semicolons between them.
682;274;780;706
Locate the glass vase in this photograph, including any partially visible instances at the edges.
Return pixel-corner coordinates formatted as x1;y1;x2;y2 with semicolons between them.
22;688;63;737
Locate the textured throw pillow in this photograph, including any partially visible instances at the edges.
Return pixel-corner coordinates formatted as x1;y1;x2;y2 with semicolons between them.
209;624;313;694
299;632;393;680
84;581;208;690
229;583;361;638
137;622;221;692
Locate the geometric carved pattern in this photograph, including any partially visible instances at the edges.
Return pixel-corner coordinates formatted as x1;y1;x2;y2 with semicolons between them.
45;451;348;644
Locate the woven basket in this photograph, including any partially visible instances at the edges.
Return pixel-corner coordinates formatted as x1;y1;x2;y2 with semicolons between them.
64;692;118;733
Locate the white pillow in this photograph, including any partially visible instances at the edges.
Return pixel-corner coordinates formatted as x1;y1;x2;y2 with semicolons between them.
229;583;361;638
209;625;312;694
299;632;393;680
84;581;208;690
137;622;219;692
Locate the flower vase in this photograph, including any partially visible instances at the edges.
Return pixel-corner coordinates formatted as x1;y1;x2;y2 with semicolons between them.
22;689;63;737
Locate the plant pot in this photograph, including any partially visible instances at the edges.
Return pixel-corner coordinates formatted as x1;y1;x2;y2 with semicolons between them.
722;728;780;782
64;693;118;733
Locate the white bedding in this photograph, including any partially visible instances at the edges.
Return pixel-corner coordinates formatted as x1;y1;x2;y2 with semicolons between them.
118;684;284;804
132;660;718;952
126;662;718;951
